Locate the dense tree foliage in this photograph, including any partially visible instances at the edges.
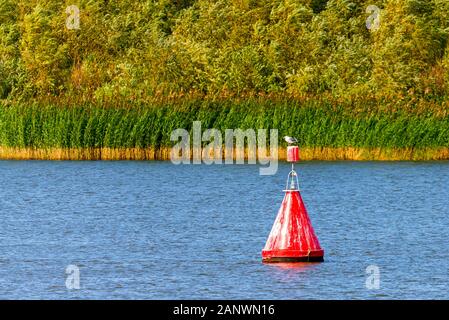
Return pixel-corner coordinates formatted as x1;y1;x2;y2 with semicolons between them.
1;0;449;103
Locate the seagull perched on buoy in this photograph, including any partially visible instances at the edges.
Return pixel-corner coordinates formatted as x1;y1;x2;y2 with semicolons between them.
284;136;298;145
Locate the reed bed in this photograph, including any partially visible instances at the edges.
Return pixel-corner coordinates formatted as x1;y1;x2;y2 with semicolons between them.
0;100;448;160
1;146;448;161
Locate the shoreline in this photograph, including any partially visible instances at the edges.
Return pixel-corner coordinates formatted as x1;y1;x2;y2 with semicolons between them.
1;147;449;161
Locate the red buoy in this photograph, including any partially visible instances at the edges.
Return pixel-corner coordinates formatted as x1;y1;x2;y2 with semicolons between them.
262;146;324;263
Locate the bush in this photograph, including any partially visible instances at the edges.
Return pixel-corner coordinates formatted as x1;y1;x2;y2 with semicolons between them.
0;0;448;103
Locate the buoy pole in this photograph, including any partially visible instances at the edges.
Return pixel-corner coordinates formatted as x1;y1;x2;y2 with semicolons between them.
262;145;324;263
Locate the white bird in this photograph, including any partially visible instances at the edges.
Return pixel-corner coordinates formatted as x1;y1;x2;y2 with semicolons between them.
284;136;298;145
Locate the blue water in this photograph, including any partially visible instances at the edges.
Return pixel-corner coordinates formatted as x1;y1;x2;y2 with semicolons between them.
0;160;448;299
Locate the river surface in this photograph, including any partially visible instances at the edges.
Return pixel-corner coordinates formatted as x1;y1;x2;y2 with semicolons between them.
0;160;448;299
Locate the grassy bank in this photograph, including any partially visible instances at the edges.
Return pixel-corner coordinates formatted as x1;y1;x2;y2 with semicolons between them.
1;100;448;160
1;146;448;161
2;1;449;161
